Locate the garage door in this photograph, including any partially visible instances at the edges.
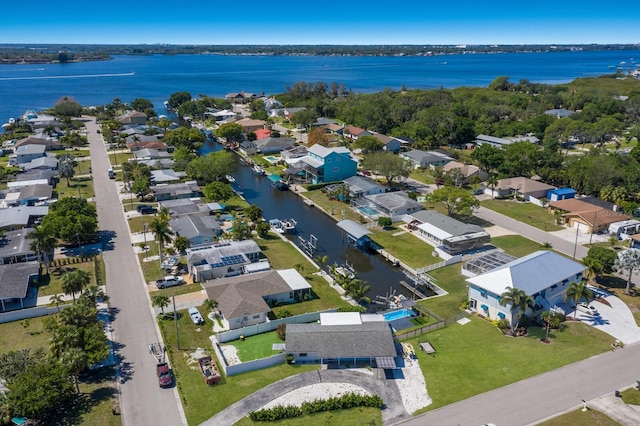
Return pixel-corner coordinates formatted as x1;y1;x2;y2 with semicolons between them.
572;220;590;234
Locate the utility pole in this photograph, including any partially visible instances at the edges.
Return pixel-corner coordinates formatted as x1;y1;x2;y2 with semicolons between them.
573;222;580;260
173;293;180;350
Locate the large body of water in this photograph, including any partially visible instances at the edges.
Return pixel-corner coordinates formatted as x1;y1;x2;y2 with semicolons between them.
1;49;639;122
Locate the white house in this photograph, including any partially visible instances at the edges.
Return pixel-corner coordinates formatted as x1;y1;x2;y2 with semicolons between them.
466;251;585;326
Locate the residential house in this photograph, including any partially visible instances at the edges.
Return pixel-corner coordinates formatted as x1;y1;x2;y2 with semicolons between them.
344;126;372;141
236;118;266;134
362;192;422;222
137;158;174;169
281;146;308;165
0;206;48;231
254;129;272;140
16;170;57;186
370;133;402;153
312;117;338;127
150;169;187;183
404;210;490;255
324;123;345;135
207;109;237;122
11;144;47;166
116;111;147;125
238;141;258;156
548;198;631;234
491;177;556;203
17;184;53;206
547;188;577;202
466;251;585;326
286;312;397;367
442;161;488;184
225;91;259;104
126;139;168;152
401;150;454;169
296;144;357;184
0;229;38;265
133;148;173;161
342;175;386;198
13;136;62;151
253;137;295;154
186;239;262;282
151;181;202;201
283;107;306;122
475;134;540;148
158;198;210;218
263;97;283;111
545;108;574;118
0;261;39;312
202;269;311;330
22;156;58;171
169;215;222;246
22;111;58;129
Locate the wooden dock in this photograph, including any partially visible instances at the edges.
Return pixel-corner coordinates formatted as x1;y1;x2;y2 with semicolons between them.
400;280;429;299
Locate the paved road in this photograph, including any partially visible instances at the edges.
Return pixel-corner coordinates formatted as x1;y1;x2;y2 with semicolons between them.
85;118;185;426
394;341;640;426
475;206;589;260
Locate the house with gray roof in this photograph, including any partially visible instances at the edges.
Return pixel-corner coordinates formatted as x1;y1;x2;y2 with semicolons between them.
466;251;585;327
10;144;47;166
116;111;147;125
286;312;397;367
0;206;49;231
151;181;202;201
475;134;539;148
404;210;490;255
158;198;210;218
202;269;311;330
342;175;386;198
371;133;402;153
545;108;574;118
150;169;186;183
17;184;53;206
169;215;221;246
22;156;58;171
136;158;174;169
400;150;454;169
363;191;423;222
133;148;173;161
253;137;295;154
186;239;262;282
0;229;37;265
0;261;39;312
16;170;57;185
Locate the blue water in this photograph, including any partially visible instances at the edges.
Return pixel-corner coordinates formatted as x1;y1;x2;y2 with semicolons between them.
383;309;414;322
1;50;638;122
359;206;380;216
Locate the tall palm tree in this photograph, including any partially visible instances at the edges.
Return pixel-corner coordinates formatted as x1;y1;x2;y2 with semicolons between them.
499;287;534;332
313;255;329;272
61;270;87;302
345;279;372;305
614;248;640;295
50;294;65;313
81;285;108;306
60;347;87;393
148;217;173;266
28;225;57;274
157;207;171;223
487;175;498;199
565;281;595;313
152;293;170;317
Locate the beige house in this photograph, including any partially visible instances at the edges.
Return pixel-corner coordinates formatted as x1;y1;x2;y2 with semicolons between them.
548;198;631;234
442;161;488;184
490;177;555;202
236;118;266;134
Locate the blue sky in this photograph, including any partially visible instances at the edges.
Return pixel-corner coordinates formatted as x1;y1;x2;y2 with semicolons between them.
2;1;639;45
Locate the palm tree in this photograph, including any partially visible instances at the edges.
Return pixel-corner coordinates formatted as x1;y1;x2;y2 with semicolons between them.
293;263;304;274
313;255;329;272
28;225;57;274
614;248;640;295
61;270;88;302
487;175;498;199
173;236;191;254
50;294;65;313
565;281;595;314
345;279;372;305
148;217;173;266
152;293;170;317
203;298;218;314
499;287;534;332
157;207;171;223
82;285;108;306
540;242;553;250
60;347;87;393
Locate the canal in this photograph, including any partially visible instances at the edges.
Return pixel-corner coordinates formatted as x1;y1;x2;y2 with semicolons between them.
201;140;413;301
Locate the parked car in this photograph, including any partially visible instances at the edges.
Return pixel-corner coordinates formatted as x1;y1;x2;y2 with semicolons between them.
136;204;158;215
156;363;172;388
576;302;598;315
188;306;205;325
155;276;184;289
473;188;484;195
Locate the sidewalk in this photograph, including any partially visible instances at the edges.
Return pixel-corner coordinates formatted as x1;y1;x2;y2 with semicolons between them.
589;391;640;425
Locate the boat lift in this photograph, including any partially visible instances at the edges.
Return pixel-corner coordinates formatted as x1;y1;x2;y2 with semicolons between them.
297;234;318;257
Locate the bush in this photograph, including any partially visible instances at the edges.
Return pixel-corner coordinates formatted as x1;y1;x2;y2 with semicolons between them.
496;319;509;329
276;323;286;340
337;305;366;313
459;298;469;310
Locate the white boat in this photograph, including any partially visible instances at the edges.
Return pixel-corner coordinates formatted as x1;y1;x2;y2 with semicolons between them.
252;164;266;175
269;219;285;234
282;218;297;233
225;175;236;183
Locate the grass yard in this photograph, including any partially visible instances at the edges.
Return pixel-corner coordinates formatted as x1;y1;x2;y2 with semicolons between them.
0;316;52;353
409;317;613;413
227;331;284;362
620;387;640;405
491;234;546;257
417;264;469;321
300;190;361;222
481;199;563;232
37;256;102;297
235;406;382;426
149;283;201;298
409;169;436;185
368;226;440;269
56;175;95;200
138;245;165;283
158;313;318;425
537;408;618;425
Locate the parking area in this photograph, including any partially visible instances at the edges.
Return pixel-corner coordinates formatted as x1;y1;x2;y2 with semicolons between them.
576;287;640;345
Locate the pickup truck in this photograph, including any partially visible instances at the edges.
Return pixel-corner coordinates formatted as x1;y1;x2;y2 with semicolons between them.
156;363;172;388
155;276;184;289
188;306;205;325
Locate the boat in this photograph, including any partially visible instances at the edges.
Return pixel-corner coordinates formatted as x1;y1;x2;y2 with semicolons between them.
163;101;171;110
269;218;286;234
225;175;236;183
197;356;221;385
282;218;297;233
252;164;266;175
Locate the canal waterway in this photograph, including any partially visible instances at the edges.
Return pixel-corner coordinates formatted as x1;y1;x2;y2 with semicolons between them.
201;140;414;302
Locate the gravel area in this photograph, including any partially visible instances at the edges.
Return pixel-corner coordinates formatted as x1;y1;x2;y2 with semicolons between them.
219;344;241;366
262;383;370;409
397;360;431;414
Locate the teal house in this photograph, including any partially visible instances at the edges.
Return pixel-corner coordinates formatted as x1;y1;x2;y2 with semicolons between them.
298;144;357;184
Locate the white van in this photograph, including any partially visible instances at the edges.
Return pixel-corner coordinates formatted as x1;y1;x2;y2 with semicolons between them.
108;168;115;179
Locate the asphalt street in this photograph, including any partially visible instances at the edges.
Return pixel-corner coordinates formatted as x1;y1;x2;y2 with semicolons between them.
85;118;185;426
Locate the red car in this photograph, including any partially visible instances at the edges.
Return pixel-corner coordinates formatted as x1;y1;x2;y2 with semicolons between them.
157;363;172;388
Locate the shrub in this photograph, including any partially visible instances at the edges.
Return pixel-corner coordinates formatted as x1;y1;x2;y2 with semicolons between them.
459;298;470;310
496;319;509;329
276;323;286;340
337;305;366;313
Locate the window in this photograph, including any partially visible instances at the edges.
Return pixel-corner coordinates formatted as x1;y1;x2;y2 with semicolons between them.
253;314;260;319
479;290;487;298
289;292;294;299
333;167;339;172
326;158;331;163
299;353;307;357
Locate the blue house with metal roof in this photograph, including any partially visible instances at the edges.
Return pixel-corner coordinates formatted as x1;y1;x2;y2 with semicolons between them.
466;251;585;326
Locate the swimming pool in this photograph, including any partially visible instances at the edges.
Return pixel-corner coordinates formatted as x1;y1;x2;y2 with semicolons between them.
263;155;280;163
383;309;414;322
359;206;380;216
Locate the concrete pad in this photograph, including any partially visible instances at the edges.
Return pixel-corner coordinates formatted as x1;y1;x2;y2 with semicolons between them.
484;225;517;238
457;317;471;325
589;393;640;426
577;288;640;345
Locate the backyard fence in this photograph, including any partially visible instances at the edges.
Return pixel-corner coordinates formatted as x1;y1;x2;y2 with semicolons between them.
0;304;71;324
394;320;446;340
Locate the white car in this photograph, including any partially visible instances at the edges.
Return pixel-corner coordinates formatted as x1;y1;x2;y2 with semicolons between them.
156;276;184;289
188;307;205;325
576;302;598;315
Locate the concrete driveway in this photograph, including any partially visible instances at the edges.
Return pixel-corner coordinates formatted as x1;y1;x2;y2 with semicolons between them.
574;287;640;345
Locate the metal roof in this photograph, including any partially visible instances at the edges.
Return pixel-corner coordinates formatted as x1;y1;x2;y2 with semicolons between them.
336;220;371;240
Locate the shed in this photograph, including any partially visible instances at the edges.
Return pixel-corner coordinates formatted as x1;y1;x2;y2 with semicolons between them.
547;188;577;202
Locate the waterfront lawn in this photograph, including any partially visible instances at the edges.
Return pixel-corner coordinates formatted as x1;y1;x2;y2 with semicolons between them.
56;175;95;200
37;257;100;297
490;235;545;257
227;331;283;362
409;318;612;413
368;227;439;269
417;264;468;321
480;199;563;232
158;313;318;425
235;407;382;426
537;408;617;426
301;190;361;222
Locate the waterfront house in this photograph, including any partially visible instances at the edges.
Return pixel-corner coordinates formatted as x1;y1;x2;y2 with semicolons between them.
202;269;311;330
281;146;308;165
126;139;168;152
133;148;173;161
158;198;210;218
225;91;259;104
342;175;386;198
150;181;202;201
236;118;266;134
491;177;555;203
13;136;62;151
296;144;357;184
186;239;262;282
466;251;585;326
253;137;295;154
150;169;186;183
404;210;490;255
548;198;631;234
207;109;237;122
254;129;272;140
286;312;397;367
400;150;454;169
116;111;147;125
0;261;39;312
363;191;423;222
169;215;221;246
239;141;258;156
442;161;488;184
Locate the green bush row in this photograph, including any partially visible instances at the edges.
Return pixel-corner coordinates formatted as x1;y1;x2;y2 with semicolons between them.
50;255;96;266
248;392;383;421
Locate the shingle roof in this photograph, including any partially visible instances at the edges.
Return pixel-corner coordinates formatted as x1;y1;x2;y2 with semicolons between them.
343;175;385;193
0;261;38;300
495;177;555;193
0;228;34;259
286;321;396;359
466;251;585;296
408;210;483;238
169;215;220;240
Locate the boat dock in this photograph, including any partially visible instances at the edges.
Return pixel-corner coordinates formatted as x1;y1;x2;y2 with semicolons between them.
400;280;429;299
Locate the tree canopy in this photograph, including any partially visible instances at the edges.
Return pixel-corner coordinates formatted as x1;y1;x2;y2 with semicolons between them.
216;122;244;143
428;186;480;217
186;151;237;184
360;151;411;184
167;91;192;109
41;197;98;244
202;181;234;202
163;127;205;151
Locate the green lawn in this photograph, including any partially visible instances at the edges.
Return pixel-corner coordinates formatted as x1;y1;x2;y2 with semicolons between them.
417;264;469;321
368;226;440;269
235;406;381;426
621;387;640;405
0;316;52;353
409;169;436;185
37;256;102;297
301;190;362;222
149;283;202;298
227;331;284;362
491;235;546;257
481;199;563;232
537;408;618;425
56;175;95;200
409;318;613;413
158;313;318;425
